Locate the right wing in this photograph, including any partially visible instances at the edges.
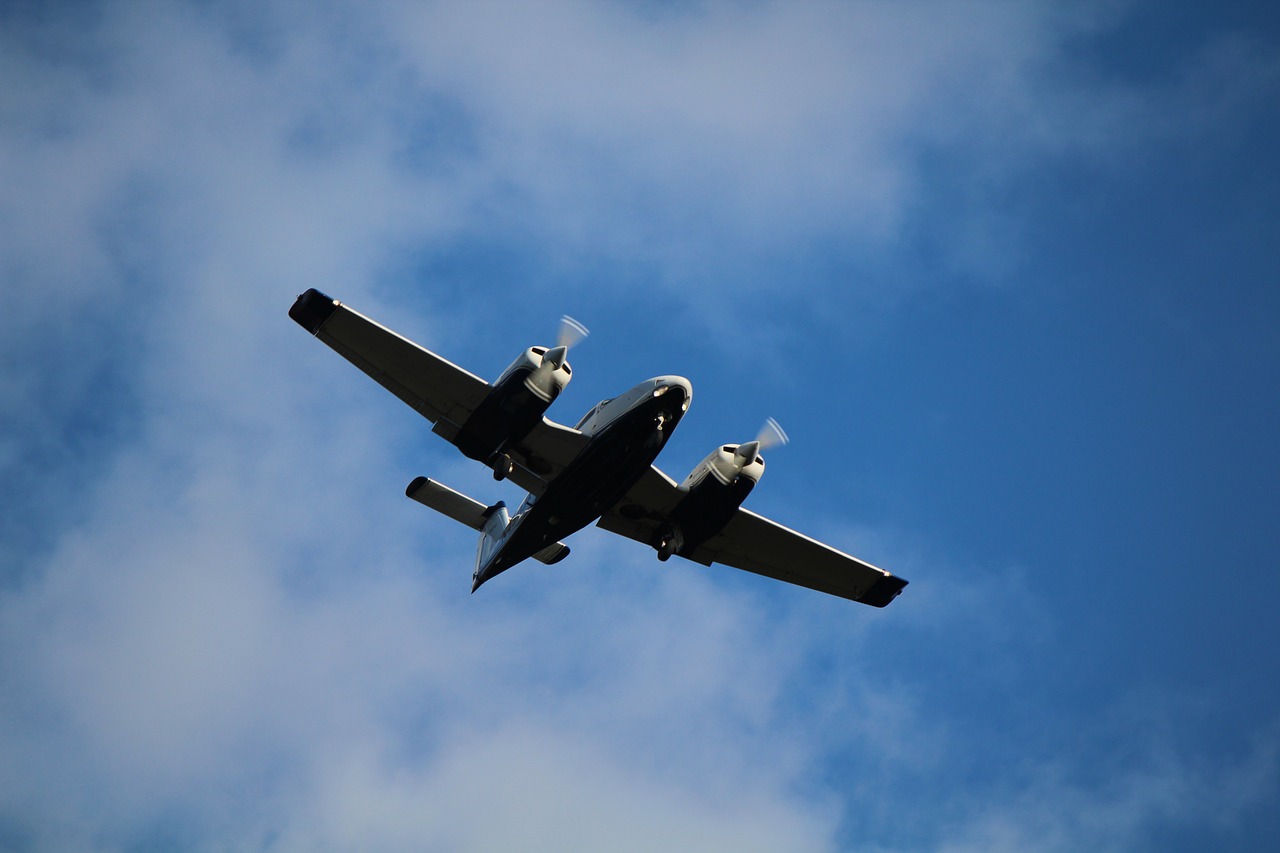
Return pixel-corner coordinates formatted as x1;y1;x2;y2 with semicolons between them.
289;289;587;495
599;465;907;607
692;508;907;607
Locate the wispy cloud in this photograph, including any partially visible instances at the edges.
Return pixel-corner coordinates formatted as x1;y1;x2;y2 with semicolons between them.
3;1;1278;850
925;718;1280;853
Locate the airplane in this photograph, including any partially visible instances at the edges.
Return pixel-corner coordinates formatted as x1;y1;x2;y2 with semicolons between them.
289;289;907;607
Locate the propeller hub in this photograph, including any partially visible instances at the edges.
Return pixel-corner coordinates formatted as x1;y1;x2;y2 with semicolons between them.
543;345;569;370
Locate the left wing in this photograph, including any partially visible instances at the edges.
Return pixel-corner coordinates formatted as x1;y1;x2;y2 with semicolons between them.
290;288;587;495
290;288;489;432
599;467;907;607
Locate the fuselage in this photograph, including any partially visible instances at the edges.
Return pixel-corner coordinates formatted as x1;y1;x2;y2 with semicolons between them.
472;375;692;590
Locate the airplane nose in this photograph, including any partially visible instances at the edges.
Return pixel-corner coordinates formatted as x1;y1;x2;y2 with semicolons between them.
653;376;692;410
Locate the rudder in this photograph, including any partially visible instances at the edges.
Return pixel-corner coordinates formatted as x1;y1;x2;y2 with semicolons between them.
475;501;510;581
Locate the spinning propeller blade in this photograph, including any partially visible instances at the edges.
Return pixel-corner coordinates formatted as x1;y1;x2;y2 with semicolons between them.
733;419;789;467
756;417;789;451
543;316;589;370
557;315;590;350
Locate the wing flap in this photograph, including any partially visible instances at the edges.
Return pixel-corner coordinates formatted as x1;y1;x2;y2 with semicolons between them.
504;418;592;497
596;511;661;549
596;465;682;548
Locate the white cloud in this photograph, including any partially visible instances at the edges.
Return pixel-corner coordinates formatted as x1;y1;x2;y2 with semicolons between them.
3;1;1279;850
383;0;1071;268
924;718;1280;853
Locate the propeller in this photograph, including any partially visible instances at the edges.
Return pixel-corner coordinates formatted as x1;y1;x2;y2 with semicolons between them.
558;315;590;349
756;416;790;450
733;418;789;467
543;315;590;370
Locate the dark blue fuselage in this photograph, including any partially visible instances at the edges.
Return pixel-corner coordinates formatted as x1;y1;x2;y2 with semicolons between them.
472;378;690;590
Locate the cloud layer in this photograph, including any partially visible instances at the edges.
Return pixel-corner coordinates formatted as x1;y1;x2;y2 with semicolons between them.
3;2;1278;851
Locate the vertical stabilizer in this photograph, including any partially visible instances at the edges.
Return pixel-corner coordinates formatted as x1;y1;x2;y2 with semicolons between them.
473;502;509;591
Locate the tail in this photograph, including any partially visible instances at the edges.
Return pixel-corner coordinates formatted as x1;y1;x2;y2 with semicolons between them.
474;501;510;591
405;477;570;592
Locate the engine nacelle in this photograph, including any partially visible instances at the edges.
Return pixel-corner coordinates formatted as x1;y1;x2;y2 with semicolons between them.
657;443;765;560
505;345;575;403
680;444;765;491
447;346;575;470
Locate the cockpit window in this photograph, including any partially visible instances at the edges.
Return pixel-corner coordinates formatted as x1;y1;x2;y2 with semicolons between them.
575;399;611;429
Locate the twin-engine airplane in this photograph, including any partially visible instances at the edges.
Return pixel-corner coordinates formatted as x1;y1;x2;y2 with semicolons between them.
289;289;907;607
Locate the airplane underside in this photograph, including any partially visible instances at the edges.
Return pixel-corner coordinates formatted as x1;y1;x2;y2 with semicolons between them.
472;381;689;590
290;287;907;607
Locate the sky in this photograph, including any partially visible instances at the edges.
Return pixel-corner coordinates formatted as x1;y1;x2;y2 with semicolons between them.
2;1;1279;850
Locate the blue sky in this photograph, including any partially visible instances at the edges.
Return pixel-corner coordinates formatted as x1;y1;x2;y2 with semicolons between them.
2;1;1279;850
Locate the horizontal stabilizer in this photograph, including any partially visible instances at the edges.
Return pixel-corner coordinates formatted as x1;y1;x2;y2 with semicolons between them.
531;541;571;565
406;476;490;530
405;476;570;566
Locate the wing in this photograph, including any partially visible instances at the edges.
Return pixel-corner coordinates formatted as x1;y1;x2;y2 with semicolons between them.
290;288;489;430
503;418;589;496
599;467;907;607
694;509;907;607
290;288;587;494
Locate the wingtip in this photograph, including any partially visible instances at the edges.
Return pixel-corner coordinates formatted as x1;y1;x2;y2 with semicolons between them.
289;288;339;334
859;574;908;608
